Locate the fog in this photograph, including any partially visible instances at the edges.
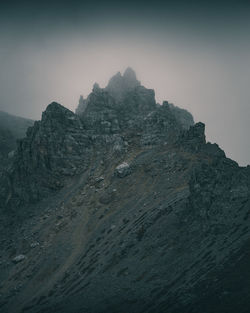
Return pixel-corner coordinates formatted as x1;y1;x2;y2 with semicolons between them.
0;0;249;165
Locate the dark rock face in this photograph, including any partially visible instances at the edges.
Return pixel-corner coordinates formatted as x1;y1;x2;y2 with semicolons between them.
0;69;249;313
167;101;194;129
178;121;206;152
5;102;91;206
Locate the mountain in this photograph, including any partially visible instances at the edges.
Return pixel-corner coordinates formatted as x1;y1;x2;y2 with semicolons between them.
0;68;249;313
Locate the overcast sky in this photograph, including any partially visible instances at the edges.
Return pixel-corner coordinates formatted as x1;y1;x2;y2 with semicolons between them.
0;0;249;165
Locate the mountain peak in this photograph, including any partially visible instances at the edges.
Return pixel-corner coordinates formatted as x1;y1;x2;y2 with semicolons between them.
42;102;77;125
105;67;140;101
43;102;71;116
75;95;87;115
93;82;101;92
123;67;137;81
45;101;64;111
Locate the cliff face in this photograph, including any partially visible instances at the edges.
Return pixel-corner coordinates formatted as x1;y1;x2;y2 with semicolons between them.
0;69;249;313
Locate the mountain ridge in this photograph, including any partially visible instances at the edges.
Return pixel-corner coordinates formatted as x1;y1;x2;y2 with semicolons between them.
0;69;249;313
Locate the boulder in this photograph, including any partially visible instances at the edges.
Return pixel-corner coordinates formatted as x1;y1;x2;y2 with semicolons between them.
12;255;26;264
115;162;131;178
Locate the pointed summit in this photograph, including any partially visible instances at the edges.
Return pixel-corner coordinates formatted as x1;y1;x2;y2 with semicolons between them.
44;102;67;115
75;95;87;115
106;67;140;101
42;102;77;126
113;71;122;79
93;82;101;92
79;95;84;105
123;67;137;82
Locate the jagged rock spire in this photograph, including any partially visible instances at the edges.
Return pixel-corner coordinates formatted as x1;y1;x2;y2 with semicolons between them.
75;95;87;115
106;67;141;101
123;67;138;85
93;82;101;92
79;95;84;105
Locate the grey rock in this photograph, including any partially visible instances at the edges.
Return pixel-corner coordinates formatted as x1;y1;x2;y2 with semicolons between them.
166;101;194;129
12;255;26;263
95;176;104;183
30;242;40;248
75;95;87;115
115;162;131;178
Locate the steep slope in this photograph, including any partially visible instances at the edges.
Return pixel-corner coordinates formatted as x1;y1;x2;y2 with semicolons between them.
0;69;249;313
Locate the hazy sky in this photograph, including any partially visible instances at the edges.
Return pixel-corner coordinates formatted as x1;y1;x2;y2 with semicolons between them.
0;0;249;165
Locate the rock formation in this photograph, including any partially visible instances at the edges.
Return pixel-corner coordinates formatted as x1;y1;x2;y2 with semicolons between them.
105;67;141;101
0;68;249;313
167;101;194;129
75;95;87;115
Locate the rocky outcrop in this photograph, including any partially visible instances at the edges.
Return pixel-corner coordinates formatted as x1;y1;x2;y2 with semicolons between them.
115;162;131;178
141;101;183;145
75;95;87;115
178;122;206;151
77;70;157;135
105;67;141;101
12;254;26;264
167;101;194;129
5;102;91;206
